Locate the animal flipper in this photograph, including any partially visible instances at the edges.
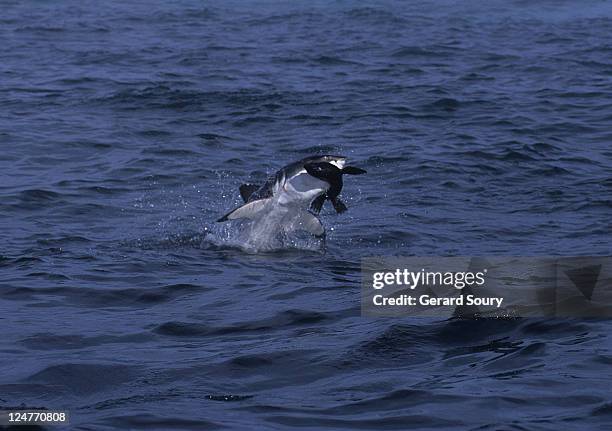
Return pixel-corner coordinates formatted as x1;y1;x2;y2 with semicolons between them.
310;194;327;214
293;210;325;237
239;183;260;203
342;166;367;175
331;197;348;214
217;199;269;222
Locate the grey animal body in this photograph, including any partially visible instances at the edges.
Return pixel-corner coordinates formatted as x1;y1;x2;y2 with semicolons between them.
217;155;366;239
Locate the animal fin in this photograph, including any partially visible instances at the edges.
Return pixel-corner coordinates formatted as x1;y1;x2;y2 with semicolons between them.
331;197;348;214
217;199;269;222
342;166;367;175
239;183;260;203
294;211;325;237
310;194;326;214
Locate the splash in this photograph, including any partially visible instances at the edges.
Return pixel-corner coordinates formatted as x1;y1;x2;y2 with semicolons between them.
203;218;325;254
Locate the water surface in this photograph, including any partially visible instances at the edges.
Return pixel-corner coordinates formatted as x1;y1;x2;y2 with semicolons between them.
1;1;612;429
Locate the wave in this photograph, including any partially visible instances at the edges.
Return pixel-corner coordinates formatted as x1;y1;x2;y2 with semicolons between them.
153;310;329;337
204;221;325;254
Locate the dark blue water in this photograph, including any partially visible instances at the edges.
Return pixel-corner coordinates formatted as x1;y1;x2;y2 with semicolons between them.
1;1;612;429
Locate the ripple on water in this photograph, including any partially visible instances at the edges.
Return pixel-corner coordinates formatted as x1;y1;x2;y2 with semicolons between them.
2;1;612;429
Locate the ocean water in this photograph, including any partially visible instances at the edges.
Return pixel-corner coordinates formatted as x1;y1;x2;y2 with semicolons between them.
1;0;612;429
